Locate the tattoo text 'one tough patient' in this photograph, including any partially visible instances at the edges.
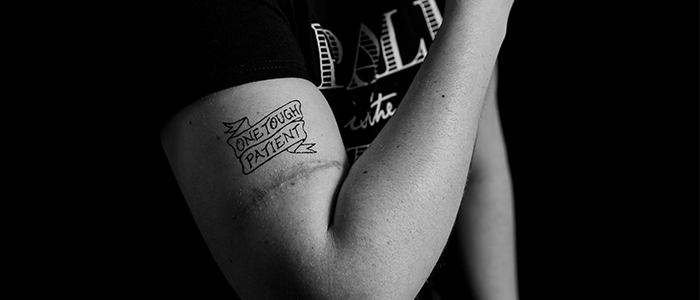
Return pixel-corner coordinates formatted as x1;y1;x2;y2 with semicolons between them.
223;100;316;174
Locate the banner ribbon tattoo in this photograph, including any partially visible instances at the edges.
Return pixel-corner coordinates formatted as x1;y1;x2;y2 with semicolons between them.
223;100;316;174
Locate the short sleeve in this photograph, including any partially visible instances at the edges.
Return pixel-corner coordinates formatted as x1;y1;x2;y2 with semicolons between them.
164;0;312;117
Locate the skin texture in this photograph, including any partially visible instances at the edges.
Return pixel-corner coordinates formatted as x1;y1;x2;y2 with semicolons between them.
160;0;515;299
456;69;519;300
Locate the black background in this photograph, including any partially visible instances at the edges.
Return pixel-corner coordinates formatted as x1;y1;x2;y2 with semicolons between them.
49;1;698;298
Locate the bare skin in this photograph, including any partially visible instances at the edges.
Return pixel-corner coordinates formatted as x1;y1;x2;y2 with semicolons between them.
160;0;515;299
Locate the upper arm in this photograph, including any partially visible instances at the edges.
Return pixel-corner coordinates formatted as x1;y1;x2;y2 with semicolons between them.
160;77;350;299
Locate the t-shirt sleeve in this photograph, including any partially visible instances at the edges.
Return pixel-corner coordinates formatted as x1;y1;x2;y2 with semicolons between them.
177;0;312;105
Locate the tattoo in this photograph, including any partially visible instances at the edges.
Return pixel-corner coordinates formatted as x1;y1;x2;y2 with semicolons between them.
223;100;316;174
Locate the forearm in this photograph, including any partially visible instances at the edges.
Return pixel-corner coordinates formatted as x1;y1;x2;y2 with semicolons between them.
457;74;518;300
458;168;518;300
330;0;513;296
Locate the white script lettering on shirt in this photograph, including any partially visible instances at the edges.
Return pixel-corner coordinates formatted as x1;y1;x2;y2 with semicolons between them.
343;92;397;131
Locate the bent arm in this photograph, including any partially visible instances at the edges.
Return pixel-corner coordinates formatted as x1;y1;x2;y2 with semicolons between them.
160;1;513;299
330;0;512;296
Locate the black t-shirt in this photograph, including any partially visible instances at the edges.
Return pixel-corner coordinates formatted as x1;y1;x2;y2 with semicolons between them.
172;0;456;298
179;0;445;165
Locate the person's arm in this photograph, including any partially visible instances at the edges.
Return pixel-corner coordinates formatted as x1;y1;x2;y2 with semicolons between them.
160;1;513;299
456;68;519;300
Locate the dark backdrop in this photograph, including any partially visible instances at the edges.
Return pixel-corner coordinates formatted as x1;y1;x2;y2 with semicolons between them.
78;1;698;299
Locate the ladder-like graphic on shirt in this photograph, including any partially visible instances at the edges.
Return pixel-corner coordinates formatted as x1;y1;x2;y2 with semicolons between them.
312;23;344;89
375;9;428;80
314;0;442;91
347;24;381;90
327;30;343;64
413;0;443;40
